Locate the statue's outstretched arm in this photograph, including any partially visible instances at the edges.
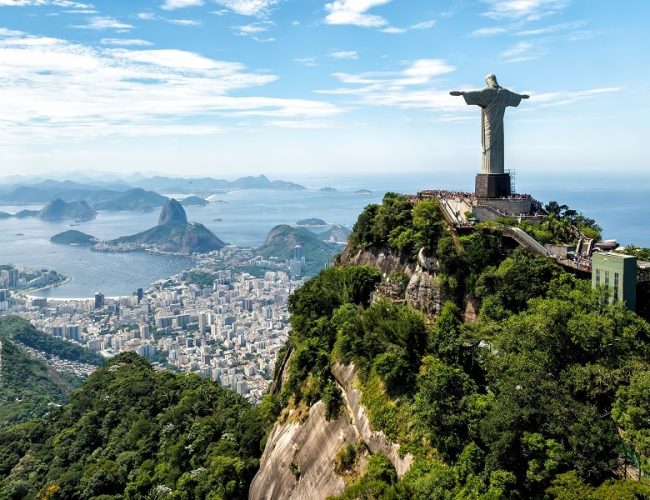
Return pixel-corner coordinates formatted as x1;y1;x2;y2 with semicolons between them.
450;91;465;96
521;94;530;99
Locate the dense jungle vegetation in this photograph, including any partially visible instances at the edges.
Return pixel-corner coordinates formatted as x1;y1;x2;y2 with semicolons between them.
0;353;263;499
262;193;650;498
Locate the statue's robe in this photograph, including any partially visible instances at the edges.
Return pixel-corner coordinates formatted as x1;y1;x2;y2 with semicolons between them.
463;87;523;175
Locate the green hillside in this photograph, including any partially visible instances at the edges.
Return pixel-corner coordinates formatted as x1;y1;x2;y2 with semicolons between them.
0;352;264;499
0;316;105;367
0;335;77;430
256;224;339;276
50;230;98;246
113;221;225;254
262;193;650;498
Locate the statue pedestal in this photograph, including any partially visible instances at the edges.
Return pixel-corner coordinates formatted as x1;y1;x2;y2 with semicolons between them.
475;173;511;198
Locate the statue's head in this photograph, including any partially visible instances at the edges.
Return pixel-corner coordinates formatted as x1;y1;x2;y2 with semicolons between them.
485;74;500;88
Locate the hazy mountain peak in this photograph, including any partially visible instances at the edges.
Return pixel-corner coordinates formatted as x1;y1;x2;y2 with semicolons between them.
158;198;188;226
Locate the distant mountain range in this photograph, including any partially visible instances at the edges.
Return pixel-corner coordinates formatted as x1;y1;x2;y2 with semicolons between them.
0;183;168;211
134;174;305;193
0;175;305;208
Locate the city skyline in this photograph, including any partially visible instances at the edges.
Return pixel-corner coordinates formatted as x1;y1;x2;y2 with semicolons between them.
0;0;647;177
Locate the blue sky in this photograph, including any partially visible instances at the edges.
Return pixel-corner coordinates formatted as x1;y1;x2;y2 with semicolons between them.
0;0;648;182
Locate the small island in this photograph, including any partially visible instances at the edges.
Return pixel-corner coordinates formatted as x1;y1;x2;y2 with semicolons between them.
180;196;209;207
39;199;96;221
94;199;225;255
354;189;373;195
50;230;98;246
319;187;337;192
296;218;327;227
14;209;40;218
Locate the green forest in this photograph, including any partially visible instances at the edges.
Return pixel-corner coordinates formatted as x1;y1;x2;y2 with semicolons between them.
0;353;263;499
0;334;77;430
1;193;649;499
262;193;650;498
0;316;105;367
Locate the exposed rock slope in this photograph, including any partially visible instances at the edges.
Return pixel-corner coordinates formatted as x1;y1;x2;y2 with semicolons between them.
250;364;413;500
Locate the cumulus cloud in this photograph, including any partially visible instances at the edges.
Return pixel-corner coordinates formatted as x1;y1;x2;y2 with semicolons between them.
329;50;358;60
0;33;342;143
0;0;92;7
324;0;391;28
212;0;280;17
481;0;570;21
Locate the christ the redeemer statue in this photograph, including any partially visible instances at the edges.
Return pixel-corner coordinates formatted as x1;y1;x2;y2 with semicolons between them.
450;74;529;175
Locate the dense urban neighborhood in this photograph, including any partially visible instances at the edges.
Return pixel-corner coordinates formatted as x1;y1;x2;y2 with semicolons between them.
2;246;306;403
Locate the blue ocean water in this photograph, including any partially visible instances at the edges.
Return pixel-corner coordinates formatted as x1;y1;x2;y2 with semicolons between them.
0;189;384;298
0;174;647;298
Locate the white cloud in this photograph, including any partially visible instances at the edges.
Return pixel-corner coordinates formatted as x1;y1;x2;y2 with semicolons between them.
515;19;585;36
318;58;458;112
531;87;622;107
329;50;358;60
469;26;507;37
482;0;570;21
411;19;436;30
236;23;267;34
381;26;405;34
62;8;97;13
161;0;203;10
294;56;317;67
232;21;275;41
100;38;154;46
72;16;133;30
137;12;202;27
0;0;92;7
212;0;280;17
137;12;157;20
0;28;24;36
0;33;342;143
168;18;202;26
500;40;544;62
324;0;391;28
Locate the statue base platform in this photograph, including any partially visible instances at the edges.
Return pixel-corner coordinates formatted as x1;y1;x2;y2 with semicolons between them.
475;173;511;198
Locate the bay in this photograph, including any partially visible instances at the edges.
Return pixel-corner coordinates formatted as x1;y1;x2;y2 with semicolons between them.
0;189;384;298
0;175;647;299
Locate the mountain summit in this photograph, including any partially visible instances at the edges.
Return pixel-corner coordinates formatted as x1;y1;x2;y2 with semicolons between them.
106;198;224;254
158;198;188;225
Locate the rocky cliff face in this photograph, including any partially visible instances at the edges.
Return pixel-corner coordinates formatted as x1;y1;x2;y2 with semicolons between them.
250;364;413;500
158;198;188;225
340;246;446;317
252;247;449;499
